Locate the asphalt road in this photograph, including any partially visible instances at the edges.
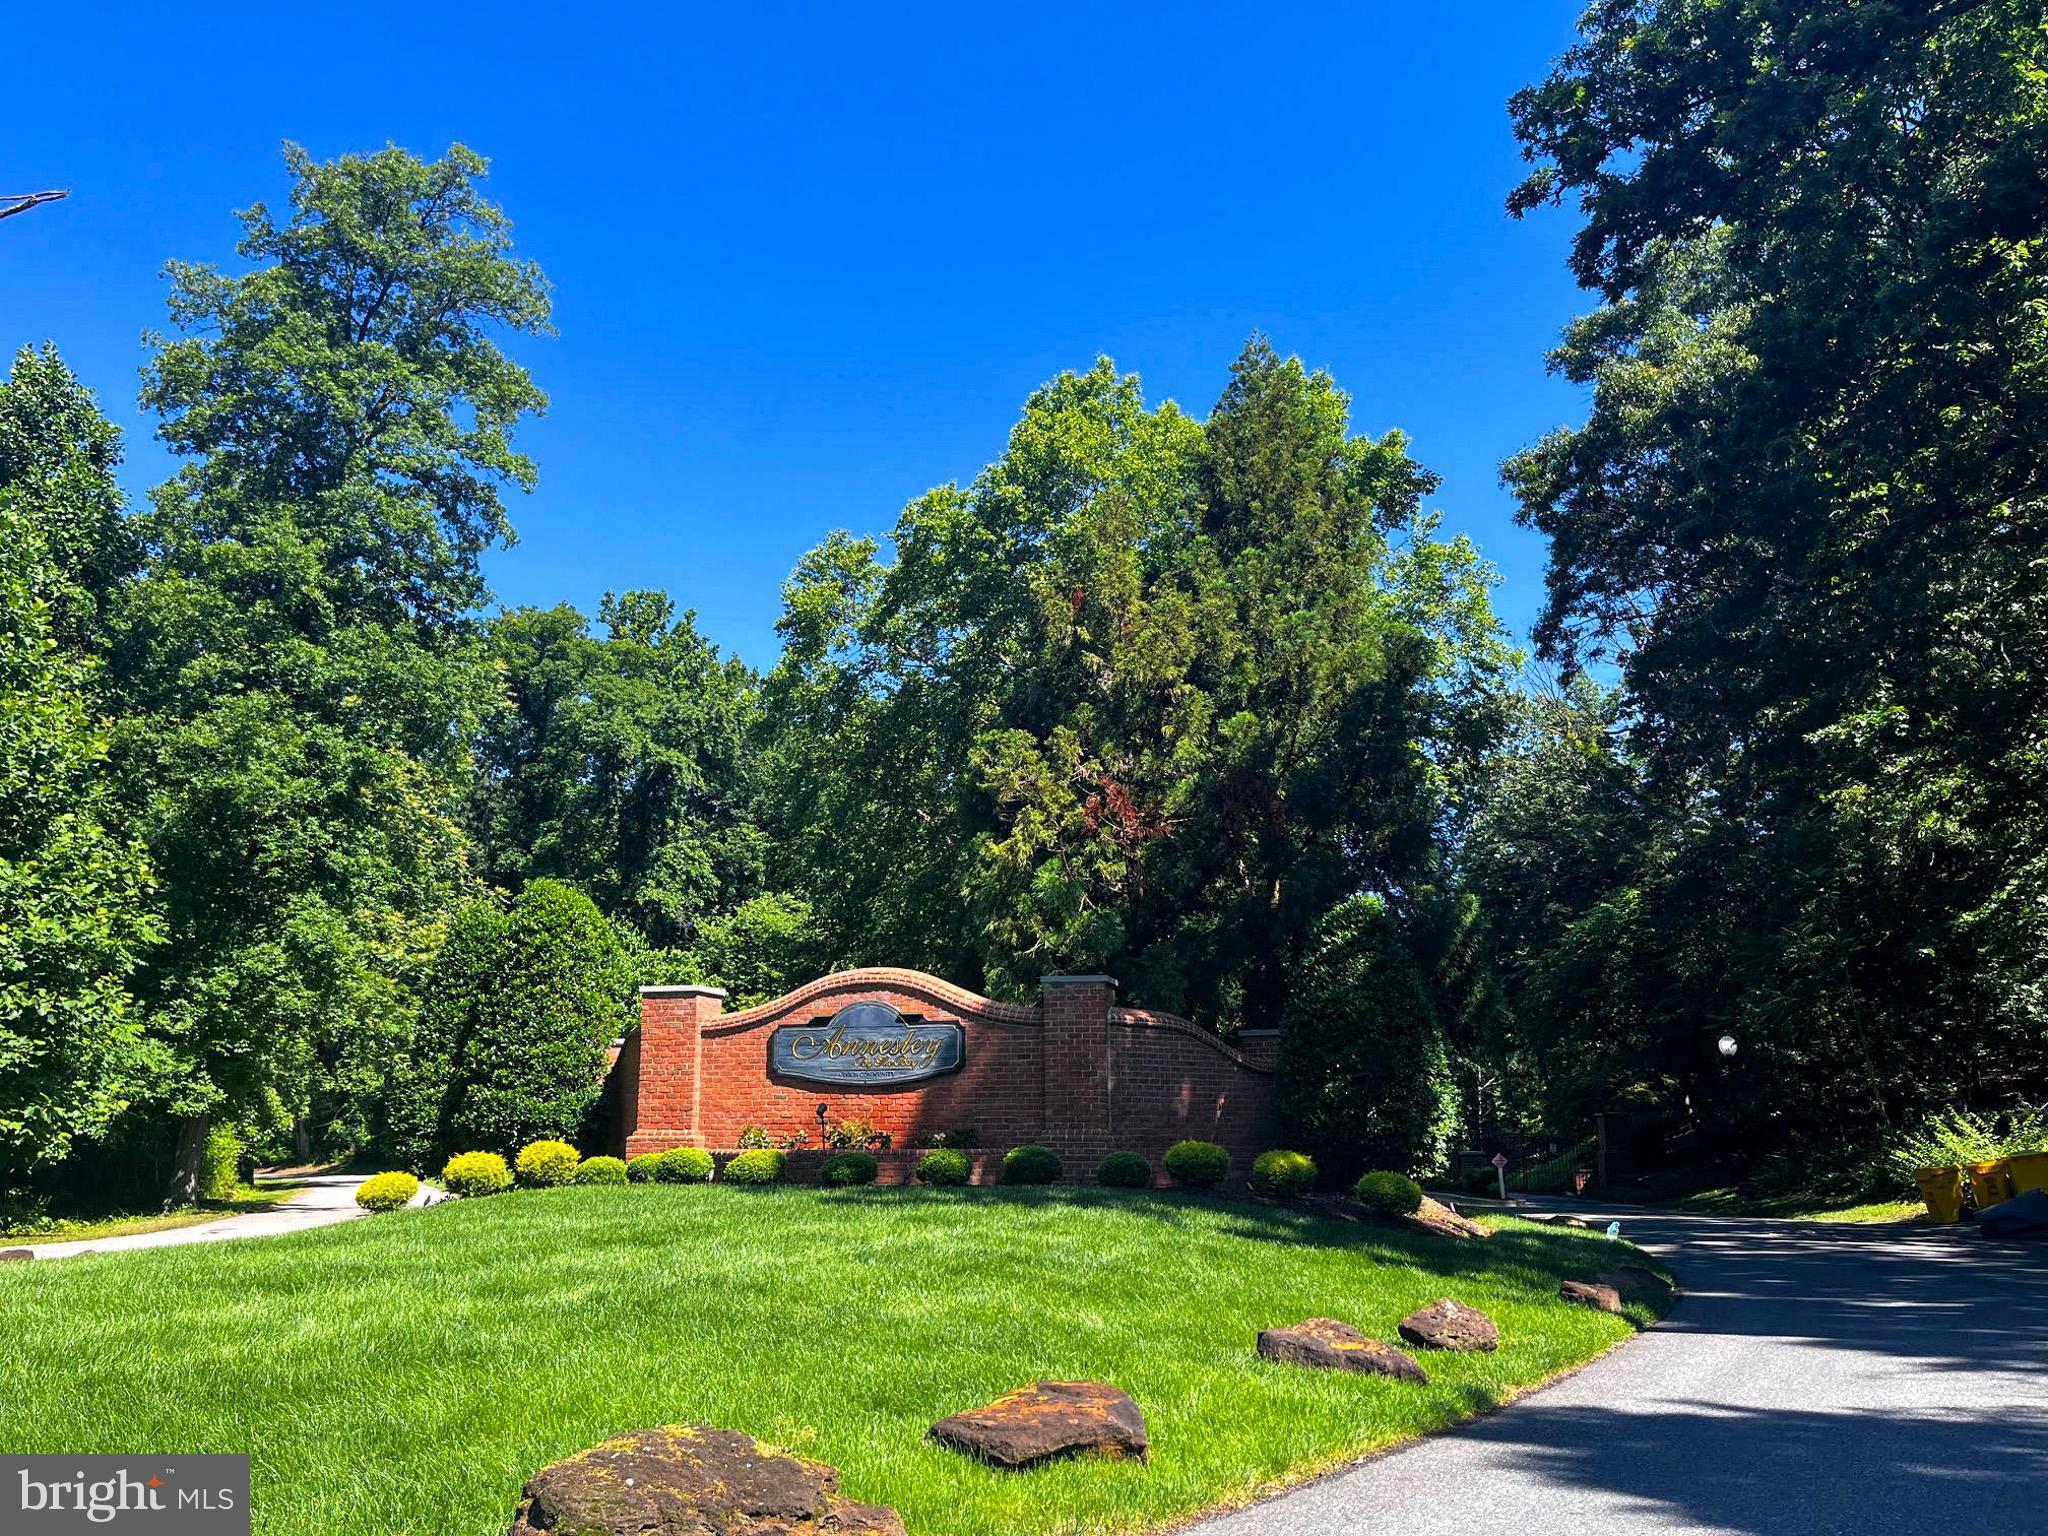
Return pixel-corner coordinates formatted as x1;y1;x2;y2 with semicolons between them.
1190;1202;2048;1536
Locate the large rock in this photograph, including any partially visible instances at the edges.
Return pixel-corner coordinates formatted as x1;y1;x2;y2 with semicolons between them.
1597;1266;1667;1299
1257;1318;1428;1383
0;1249;33;1261
506;1425;903;1536
1559;1280;1624;1314
1403;1196;1490;1241
929;1381;1148;1469
1397;1298;1499;1353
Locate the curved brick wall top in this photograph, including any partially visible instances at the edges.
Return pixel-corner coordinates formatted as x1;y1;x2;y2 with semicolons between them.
1109;1006;1273;1075
709;967;1040;1035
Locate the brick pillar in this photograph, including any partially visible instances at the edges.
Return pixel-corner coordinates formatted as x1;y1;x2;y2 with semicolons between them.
624;984;726;1157
1041;974;1116;1169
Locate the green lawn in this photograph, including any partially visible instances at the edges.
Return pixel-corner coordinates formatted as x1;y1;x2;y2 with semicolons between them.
0;1186;1669;1536
1673;1187;1925;1223
0;1181;304;1243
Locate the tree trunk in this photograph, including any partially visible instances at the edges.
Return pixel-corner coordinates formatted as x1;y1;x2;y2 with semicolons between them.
165;1112;210;1207
294;1116;311;1163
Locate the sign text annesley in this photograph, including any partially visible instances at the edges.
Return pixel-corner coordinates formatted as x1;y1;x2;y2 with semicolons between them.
768;1000;964;1086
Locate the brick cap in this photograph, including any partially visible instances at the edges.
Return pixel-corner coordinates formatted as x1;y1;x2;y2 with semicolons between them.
1042;973;1118;985
640;983;728;999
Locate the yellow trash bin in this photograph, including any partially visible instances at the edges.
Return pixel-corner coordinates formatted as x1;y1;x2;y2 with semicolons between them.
2005;1151;2048;1196
1915;1166;1966;1223
1967;1159;2015;1209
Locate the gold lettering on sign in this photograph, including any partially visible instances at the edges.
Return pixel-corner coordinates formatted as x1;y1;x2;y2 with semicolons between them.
788;1021;946;1071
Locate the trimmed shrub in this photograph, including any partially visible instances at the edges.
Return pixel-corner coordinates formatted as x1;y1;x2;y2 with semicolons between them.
1250;1149;1317;1197
200;1124;243;1202
1095;1151;1152;1188
625;1152;664;1183
1353;1169;1424;1215
1163;1139;1230;1189
916;1148;970;1186
442;1150;512;1197
724;1148;786;1185
1001;1144;1063;1185
355;1171;418;1212
820;1151;879;1187
654;1147;715;1184
573;1156;628;1186
385;881;633;1170
515;1139;581;1188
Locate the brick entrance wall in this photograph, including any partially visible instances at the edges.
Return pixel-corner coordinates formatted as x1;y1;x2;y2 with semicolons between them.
613;968;1277;1182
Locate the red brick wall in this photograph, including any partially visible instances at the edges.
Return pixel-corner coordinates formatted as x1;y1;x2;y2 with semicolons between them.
615;967;1278;1182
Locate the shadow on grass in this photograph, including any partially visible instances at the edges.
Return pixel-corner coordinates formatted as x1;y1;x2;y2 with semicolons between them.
811;1184;1671;1322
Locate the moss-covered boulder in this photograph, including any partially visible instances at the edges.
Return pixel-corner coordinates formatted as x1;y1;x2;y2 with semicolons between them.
506;1425;902;1536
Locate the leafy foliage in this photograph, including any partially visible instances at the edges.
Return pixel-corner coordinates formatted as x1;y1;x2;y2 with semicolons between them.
723;1148;785;1185
1094;1151;1151;1189
441;1151;511;1197
1495;0;2048;1160
1276;896;1458;1176
355;1171;418;1211
1162;1140;1229;1189
764;341;1508;1023
819;1151;879;1187
514;1139;581;1188
1249;1149;1316;1197
388;881;630;1166
0;349;158;1184
572;1156;628;1186
915;1148;970;1186
624;1153;665;1184
654;1147;714;1184
1352;1170;1422;1215
999;1144;1063;1185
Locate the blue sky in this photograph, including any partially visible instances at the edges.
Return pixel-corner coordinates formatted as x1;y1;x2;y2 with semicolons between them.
6;2;1591;666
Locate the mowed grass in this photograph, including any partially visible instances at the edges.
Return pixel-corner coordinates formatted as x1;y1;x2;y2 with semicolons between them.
0;1186;1669;1536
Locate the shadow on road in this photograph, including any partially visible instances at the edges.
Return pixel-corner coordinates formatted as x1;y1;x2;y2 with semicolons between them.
1453;1397;2048;1535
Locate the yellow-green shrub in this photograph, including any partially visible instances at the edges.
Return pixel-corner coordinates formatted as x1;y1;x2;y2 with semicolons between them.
724;1149;785;1185
1163;1139;1230;1188
442;1151;512;1197
355;1172;418;1212
573;1156;628;1186
515;1139;581;1188
1250;1149;1316;1197
655;1147;715;1183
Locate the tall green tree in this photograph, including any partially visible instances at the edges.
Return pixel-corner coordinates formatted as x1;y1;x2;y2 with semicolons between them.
470;592;766;949
0;349;158;1185
386;879;631;1167
113;143;550;1197
1504;0;2048;1158
766;340;1510;1026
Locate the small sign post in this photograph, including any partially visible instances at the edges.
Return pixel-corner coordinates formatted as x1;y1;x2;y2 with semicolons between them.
1491;1151;1508;1201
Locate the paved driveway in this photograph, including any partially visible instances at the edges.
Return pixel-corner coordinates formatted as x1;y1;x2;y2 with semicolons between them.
1191;1203;2048;1536
14;1172;381;1259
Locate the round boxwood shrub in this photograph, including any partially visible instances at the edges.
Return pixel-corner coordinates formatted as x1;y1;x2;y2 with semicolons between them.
573;1155;628;1186
654;1147;715;1184
1250;1149;1317;1197
355;1171;418;1212
820;1151;879;1187
625;1152;664;1183
724;1148;786;1185
1001;1144;1063;1185
1353;1169;1424;1215
916;1147;970;1186
1095;1150;1151;1188
515;1138;582;1188
442;1150;512;1197
1163;1139;1230;1189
